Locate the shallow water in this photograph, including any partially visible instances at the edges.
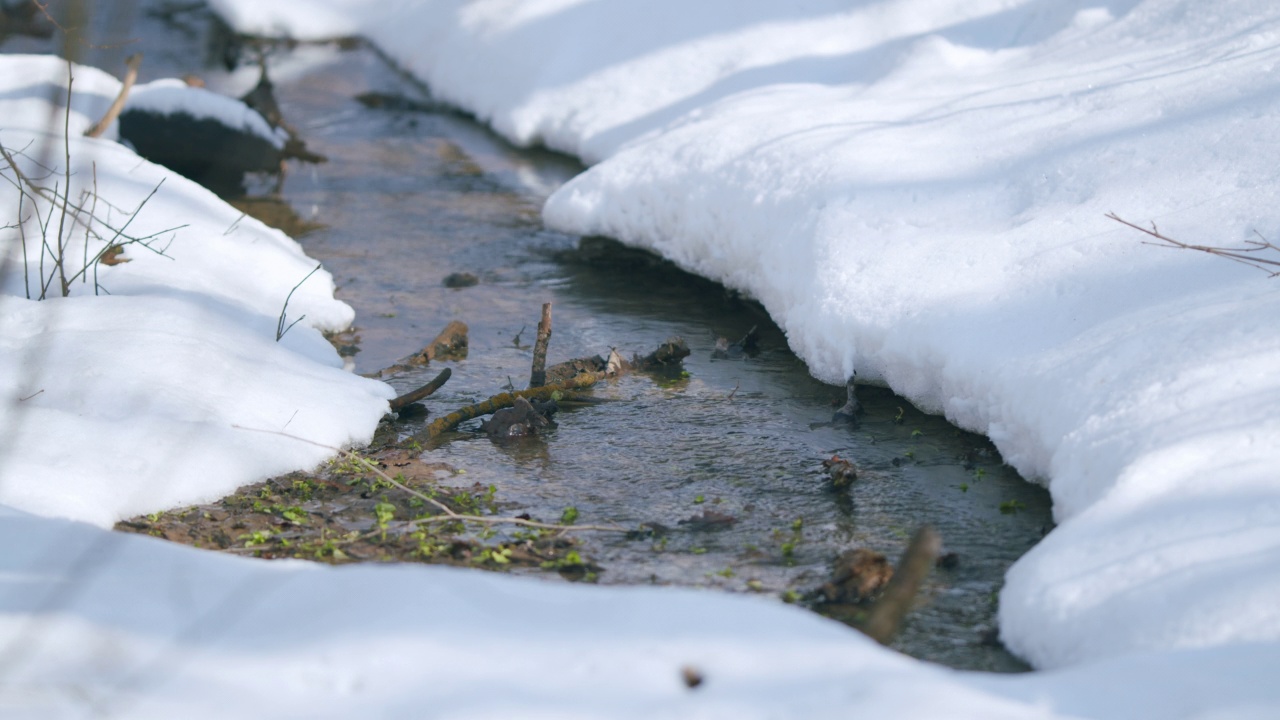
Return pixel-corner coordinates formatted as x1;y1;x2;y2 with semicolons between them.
3;3;1054;672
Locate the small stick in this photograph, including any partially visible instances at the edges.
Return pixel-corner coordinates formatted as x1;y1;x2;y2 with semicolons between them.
85;53;142;139
529;302;552;388
861;526;941;645
415;372;598;441
388;368;451;413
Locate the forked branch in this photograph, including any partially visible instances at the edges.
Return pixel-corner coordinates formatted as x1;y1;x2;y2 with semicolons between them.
1108;212;1280;277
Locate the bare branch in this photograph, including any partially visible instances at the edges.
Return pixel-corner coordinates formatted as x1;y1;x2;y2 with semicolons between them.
84;53;142;139
1108;212;1280;277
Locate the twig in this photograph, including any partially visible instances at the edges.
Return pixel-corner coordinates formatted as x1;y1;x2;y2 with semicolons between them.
1108;212;1280;277
229;424;625;534
223;212;246;236
84;53;141;138
415;372;599;441
727;380;740;401
275;263;322;341
389;368;451;412
529;302;552;388
861;526;941;645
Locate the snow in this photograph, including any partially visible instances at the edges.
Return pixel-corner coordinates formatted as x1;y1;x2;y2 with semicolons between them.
126;79;288;148
2;0;1279;715
0;57;393;529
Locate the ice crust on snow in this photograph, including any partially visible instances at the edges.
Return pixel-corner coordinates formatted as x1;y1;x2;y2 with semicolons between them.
206;0;1280;691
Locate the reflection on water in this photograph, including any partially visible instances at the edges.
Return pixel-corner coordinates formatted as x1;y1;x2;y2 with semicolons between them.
3;1;1055;672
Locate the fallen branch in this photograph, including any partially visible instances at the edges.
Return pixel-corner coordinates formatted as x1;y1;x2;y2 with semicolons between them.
861;526;941;645
1108;212;1280;277
414;372;600;441
529;301;552;388
389;367;451;413
84;53;141;139
364;320;468;378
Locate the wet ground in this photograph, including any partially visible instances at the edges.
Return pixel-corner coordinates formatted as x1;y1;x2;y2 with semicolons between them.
5;1;1055;672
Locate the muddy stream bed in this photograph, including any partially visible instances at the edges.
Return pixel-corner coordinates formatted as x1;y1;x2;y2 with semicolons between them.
5;2;1054;673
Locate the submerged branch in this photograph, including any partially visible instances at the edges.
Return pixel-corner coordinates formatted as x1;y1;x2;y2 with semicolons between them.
414;372;600;441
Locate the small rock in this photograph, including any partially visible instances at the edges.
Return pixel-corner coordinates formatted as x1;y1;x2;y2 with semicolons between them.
443;272;479;288
936;552;960;570
821;548;893;604
822;454;858;489
677;510;737;531
480;397;551;439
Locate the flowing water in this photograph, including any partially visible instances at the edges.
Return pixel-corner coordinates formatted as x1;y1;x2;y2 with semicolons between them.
2;2;1054;672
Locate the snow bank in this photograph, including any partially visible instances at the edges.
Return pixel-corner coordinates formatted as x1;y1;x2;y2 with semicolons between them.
207;0;1280;683
0;57;393;527
127;79;287;148
5;510;1277;720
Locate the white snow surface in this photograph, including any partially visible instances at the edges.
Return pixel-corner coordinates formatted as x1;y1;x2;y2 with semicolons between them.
203;0;1280;709
0;0;1277;714
126;79;287;148
0;57;393;529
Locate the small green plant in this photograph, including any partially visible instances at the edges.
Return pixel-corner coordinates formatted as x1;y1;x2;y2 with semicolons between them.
291;478;316;501
478;547;513;565
691;547;708;555
781;589;801;604
280;506;308;525
374;502;396;528
974;468;987;480
693;495;705;505
239;530;273;547
999;499;1025;515
892;407;905;424
911;429;924;438
560;506;579;525
541;550;585;570
714;566;735;578
145;511;163;523
958;483;969;492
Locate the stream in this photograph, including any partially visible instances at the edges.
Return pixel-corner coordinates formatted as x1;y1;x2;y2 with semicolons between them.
2;1;1054;673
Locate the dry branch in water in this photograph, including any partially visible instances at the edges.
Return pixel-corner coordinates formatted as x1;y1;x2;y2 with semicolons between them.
1108;212;1280;277
365;321;469;378
389;368;452;413
415;372;601;441
529;301;552;388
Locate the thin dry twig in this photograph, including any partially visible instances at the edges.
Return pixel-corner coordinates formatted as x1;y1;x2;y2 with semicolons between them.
1108;212;1280;277
275;263;322;341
